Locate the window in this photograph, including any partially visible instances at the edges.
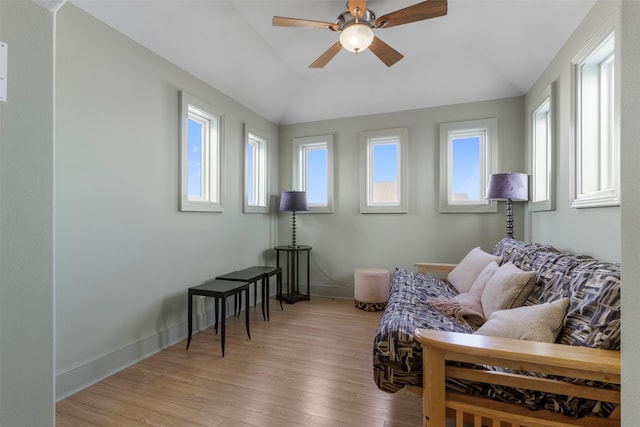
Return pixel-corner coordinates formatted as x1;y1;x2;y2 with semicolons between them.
530;83;556;212
292;135;334;213
244;124;268;213
439;119;497;213
360;128;408;213
179;91;224;212
570;15;619;208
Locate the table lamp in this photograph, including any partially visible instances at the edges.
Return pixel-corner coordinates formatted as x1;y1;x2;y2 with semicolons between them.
486;173;529;239
279;191;308;248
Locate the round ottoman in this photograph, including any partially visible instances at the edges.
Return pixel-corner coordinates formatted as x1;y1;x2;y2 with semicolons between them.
354;267;390;312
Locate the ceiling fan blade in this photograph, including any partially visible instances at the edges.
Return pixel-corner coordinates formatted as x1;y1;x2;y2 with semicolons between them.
348;0;367;18
272;16;339;31
309;41;343;68
368;36;404;67
375;0;447;29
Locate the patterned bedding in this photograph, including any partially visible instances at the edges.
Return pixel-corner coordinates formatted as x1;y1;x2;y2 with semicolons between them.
372;238;621;418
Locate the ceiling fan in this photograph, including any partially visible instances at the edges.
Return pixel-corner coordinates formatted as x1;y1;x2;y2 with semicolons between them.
272;0;447;68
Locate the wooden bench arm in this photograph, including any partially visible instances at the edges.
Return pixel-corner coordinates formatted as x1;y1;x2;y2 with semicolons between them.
414;329;620;380
413;329;621;427
414;262;457;275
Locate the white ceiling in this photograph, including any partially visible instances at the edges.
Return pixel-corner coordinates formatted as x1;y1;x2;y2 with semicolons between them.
69;0;596;125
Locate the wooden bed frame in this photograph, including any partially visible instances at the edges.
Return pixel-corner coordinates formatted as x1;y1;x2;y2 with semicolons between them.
412;263;621;427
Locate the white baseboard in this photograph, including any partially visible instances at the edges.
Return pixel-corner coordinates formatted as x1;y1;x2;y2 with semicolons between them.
55;309;216;401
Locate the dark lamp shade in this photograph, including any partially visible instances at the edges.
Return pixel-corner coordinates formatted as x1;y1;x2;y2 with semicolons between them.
486;173;529;201
279;191;308;212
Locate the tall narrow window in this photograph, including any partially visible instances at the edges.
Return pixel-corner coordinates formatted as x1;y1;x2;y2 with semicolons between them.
244;124;268;213
360;128;408;213
530;83;555;212
439;119;497;213
570;15;619;208
179;91;224;212
293;135;334;213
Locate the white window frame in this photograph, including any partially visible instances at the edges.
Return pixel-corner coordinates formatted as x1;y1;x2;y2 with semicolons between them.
243;124;269;213
292;135;334;213
439;118;497;213
179;91;224;212
570;14;620;208
359;128;408;214
530;82;556;212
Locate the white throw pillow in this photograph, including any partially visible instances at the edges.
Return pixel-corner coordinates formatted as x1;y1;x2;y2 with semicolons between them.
468;261;499;299
447;247;501;294
474;298;570;343
480;262;536;318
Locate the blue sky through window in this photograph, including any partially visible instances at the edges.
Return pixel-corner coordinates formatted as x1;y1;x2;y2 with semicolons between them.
187;119;202;197
307;149;327;204
452;136;481;200
373;144;397;182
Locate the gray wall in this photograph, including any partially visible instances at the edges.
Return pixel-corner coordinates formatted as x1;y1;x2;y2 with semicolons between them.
55;4;279;398
0;1;56;425
525;0;621;261
278;97;526;298
620;1;640;424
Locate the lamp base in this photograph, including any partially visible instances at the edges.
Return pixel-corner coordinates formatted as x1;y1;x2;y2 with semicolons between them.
505;198;514;239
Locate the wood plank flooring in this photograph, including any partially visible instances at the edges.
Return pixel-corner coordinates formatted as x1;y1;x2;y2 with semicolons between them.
56;297;423;427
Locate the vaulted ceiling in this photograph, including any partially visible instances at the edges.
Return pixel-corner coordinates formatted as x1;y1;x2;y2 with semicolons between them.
70;0;596;125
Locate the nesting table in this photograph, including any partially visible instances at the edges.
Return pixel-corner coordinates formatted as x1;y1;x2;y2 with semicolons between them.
216;266;282;321
186;279;250;357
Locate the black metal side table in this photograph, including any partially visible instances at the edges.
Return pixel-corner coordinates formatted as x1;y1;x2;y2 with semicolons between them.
186;279;250;357
216;266;282;321
274;245;311;304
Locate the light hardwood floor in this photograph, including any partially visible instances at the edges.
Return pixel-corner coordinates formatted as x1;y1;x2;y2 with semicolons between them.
56;297;423;426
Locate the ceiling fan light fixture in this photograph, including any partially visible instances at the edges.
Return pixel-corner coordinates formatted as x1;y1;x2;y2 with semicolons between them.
339;23;374;53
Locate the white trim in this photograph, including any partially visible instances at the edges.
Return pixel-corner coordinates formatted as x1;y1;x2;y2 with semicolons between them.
359;128;408;214
529;82;556;212
439;118;497;213
243;124;269;213
570;13;620;209
179;91;225;212
292;135;334;214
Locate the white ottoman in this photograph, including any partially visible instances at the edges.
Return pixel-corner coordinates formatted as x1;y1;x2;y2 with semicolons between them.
354;267;390;312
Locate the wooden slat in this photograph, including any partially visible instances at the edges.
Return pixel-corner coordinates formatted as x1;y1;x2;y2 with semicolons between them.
415;329;620;378
446;366;620;403
447;393;620;427
415;329;620;427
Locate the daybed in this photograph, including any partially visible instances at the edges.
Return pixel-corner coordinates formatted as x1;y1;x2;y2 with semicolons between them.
372;238;620;427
